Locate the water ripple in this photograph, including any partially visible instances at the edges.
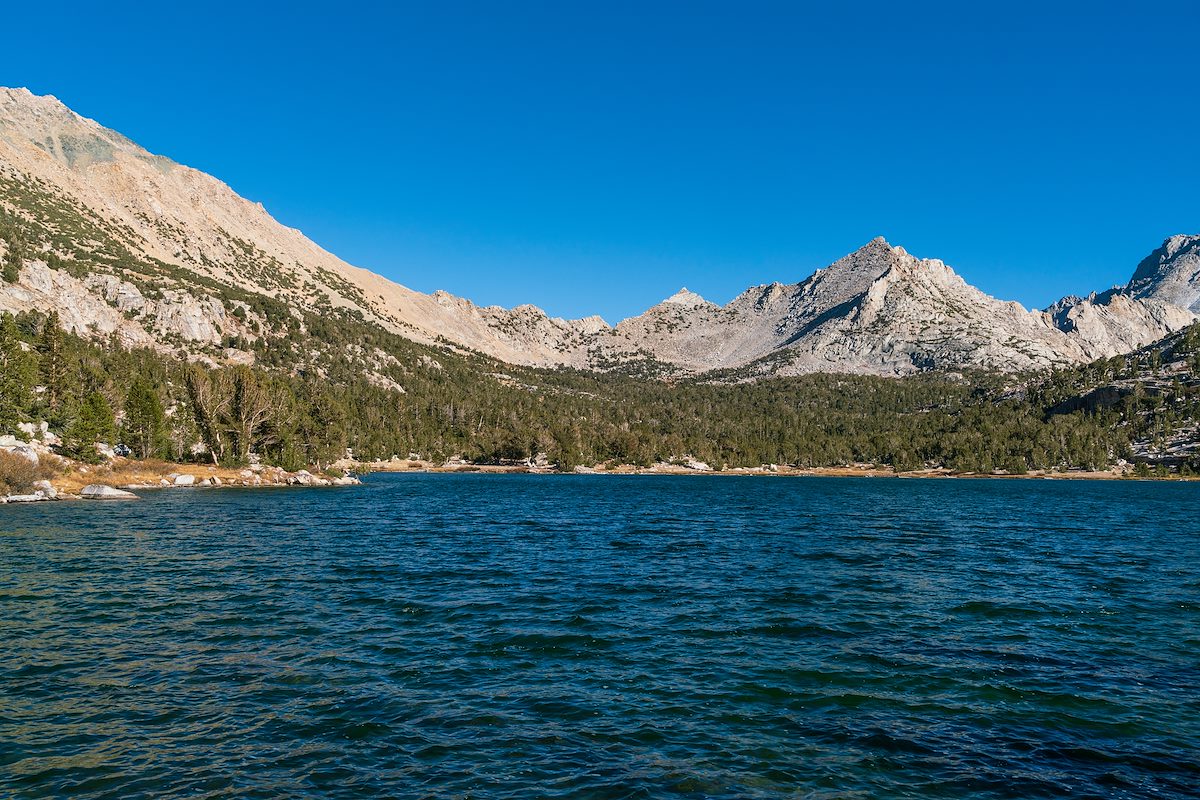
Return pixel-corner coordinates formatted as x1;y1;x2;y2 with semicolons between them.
1;474;1198;798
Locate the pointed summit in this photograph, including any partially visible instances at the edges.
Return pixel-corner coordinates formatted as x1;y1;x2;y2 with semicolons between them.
794;236;914;311
660;287;711;307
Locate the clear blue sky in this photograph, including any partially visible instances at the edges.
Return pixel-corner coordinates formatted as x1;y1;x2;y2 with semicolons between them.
3;2;1198;322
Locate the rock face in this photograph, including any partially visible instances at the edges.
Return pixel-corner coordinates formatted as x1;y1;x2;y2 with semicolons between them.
1125;234;1200;314
0;86;1196;378
1045;289;1196;360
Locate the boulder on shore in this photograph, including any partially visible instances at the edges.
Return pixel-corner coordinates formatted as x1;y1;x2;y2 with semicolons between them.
33;480;57;499
5;493;46;503
81;484;139;500
173;474;196;486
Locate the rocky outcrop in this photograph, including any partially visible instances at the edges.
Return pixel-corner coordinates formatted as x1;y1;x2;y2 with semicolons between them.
1125;234;1200;313
80;484;139;499
0;260;252;347
1046;290;1195;359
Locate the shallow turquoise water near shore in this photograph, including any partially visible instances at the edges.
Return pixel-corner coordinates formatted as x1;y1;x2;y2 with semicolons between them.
1;474;1198;799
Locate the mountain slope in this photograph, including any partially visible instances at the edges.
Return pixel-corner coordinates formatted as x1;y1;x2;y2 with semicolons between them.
0;87;604;366
0;87;1195;378
1125;234;1200;313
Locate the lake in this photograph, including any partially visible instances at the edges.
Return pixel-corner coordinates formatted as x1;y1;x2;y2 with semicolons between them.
1;474;1197;799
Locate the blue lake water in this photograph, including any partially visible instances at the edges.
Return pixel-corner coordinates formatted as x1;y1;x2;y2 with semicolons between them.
1;474;1198;799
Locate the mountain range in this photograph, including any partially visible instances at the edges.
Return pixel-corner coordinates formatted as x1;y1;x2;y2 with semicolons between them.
1;86;1197;380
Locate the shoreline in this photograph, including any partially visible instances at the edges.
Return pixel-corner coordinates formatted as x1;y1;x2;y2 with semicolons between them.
1;457;360;503
351;460;1193;482
4;456;1194;504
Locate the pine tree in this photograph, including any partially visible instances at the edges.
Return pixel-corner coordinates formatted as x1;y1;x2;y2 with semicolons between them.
122;377;166;459
67;391;116;463
37;311;67;421
0;312;38;433
2;231;24;284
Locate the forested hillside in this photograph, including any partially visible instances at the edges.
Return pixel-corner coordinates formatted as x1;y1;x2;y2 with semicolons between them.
4;305;1198;475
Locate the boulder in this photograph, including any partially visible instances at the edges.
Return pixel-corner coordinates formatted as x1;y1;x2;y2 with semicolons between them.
173;474;196;486
5;494;46;503
81;484;139;500
210;476;222;487
288;469;317;486
8;445;38;465
32;480;57;499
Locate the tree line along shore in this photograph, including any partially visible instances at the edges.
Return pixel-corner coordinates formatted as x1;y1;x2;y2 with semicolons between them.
2;309;1199;500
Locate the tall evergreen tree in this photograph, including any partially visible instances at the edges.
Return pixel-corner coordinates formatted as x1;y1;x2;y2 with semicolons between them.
37;310;67;421
67;391;116;463
0;312;38;432
122;377;166;459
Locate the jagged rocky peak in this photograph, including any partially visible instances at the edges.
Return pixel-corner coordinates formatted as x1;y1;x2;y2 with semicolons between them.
1125;234;1200;313
792;236;918;311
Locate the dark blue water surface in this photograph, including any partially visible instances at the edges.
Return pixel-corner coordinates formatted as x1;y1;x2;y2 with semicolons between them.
1;474;1198;799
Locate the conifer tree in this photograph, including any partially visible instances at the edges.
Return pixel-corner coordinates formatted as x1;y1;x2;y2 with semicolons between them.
67;391;116;463
122;377;166;459
0;312;38;432
2;231;24;284
37;311;67;421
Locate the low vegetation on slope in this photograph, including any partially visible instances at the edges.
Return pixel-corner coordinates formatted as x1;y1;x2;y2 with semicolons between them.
3;305;1198;476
